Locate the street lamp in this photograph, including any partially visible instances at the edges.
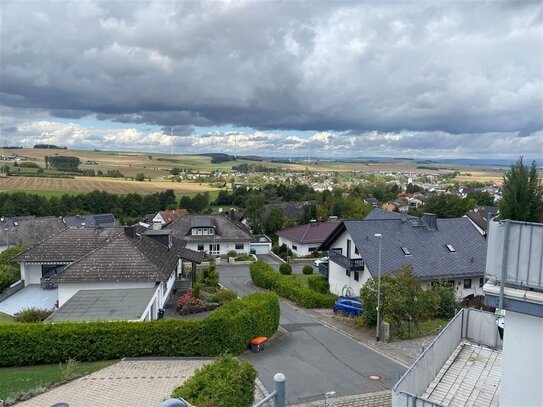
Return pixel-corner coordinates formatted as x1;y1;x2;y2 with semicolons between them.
374;233;382;341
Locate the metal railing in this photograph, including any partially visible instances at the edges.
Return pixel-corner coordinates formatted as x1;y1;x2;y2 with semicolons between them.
392;308;502;407
253;373;286;407
318;262;329;278
328;250;364;271
485;219;543;292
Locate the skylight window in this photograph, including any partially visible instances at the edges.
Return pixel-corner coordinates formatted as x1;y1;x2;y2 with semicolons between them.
401;246;411;256
446;244;456;252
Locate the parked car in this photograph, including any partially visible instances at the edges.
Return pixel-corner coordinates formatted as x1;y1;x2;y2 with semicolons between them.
314;256;329;267
333;297;364;317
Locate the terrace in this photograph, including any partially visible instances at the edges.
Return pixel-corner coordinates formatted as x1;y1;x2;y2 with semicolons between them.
0;285;57;316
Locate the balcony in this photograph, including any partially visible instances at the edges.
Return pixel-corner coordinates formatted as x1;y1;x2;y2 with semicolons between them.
318;262;329;278
328;249;364;271
485;220;543;292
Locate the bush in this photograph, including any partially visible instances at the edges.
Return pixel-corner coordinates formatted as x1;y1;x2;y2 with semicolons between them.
197;266;220;288
176;289;204;312
172;355;256;407
227;250;237;258
302;265;314;275
0;264;20;292
17;161;41;168
14;308;53;323
307;275;330;294
0;292;279;367
211;288;238;304
250;261;337;308
279;263;292;275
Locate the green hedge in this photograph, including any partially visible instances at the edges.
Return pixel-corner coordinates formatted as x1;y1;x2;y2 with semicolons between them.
172;355;256;407
0;292;279;367
250;260;337;308
307;275;330;294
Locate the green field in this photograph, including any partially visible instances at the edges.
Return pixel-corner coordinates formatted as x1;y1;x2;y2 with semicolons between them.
0;312;15;324
0;360;118;401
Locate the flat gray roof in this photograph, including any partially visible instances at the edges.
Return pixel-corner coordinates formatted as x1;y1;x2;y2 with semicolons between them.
47;288;156;322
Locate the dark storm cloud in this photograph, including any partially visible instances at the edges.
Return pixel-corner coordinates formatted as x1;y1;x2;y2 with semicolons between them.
1;0;541;138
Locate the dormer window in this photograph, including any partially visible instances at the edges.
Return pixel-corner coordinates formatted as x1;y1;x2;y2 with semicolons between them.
401;246;411;256
446;244;456;252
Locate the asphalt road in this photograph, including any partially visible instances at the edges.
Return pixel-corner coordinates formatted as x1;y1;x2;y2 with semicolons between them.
218;264;406;404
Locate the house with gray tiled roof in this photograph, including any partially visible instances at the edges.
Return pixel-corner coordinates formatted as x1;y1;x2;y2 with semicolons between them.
0;216;66;252
165;213;254;255
319;213;486;298
2;227;203;320
277;220;341;256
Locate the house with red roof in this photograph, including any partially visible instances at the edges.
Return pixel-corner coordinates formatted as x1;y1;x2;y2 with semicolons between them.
276;219;341;256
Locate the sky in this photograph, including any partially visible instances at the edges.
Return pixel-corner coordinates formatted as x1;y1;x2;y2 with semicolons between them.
1;0;542;159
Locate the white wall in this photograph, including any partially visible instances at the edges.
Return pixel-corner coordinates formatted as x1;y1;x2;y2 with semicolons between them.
58;281;156;306
185;241;250;255
278;236;319;256
421;277;485;299
250;243;271;254
327;229;366;296
500;311;543;406
21;263;43;285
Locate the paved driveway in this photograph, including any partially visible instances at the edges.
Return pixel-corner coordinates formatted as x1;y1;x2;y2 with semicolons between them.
219;264;406;404
16;359;210;407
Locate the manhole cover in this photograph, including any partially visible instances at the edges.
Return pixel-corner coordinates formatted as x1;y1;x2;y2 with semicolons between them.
368;375;381;380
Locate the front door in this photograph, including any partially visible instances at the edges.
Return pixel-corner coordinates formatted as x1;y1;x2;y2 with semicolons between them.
209;244;220;255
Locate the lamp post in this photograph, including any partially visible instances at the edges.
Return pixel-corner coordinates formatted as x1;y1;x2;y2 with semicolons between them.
374;233;382;341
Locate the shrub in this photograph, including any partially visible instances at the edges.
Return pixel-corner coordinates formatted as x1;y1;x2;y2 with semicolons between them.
0;264;20;292
302;265;314;275
211;288;238;304
279;263;292;275
227;250;237;258
0;292;279;367
14;308;53;323
18;161;41;169
172;355;256;407
307;275;330;294
235;253;252;261
197;266;220;288
250;261;337;308
176;289;204;312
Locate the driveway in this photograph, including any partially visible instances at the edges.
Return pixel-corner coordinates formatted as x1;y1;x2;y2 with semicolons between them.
219;264;406;404
16;359;210;407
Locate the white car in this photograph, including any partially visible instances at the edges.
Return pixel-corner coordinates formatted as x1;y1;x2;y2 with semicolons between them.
314;256;329;267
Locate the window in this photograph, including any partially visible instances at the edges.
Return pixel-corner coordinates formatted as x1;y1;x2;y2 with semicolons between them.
331;248;342;254
309;247;317;252
446;244;456;252
479;277;485;288
355;246;359;255
292;244;297;251
347;239;351;258
209;228;214;235
464;279;472;289
346;269;351;277
197;228;203;235
401;246;411;256
197;244;204;251
354;271;360;282
162;282;167;296
235;243;244;250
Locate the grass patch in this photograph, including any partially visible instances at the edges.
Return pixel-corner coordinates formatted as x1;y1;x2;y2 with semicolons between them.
291;274;312;288
0;312;16;324
0;360;117;402
393;318;450;340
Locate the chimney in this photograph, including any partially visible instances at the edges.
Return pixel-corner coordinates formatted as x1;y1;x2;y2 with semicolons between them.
421;213;438;230
124;226;136;238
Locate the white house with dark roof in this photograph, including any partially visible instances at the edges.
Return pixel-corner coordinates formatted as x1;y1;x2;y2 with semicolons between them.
165;214;254;255
320;213;487;298
277;220;340;256
3;227;203;320
0;216;66;252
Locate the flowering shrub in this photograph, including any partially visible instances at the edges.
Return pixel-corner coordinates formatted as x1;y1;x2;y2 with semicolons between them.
176;289;204;312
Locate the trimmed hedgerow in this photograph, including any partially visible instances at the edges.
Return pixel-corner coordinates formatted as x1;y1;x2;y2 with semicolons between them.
307;275;330;294
0;292;279;367
172;355;256;407
279;263;292;275
302;265;314;275
250;260;337;308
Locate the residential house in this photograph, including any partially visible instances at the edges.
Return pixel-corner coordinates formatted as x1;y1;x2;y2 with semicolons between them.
466;206;498;236
165;214;254;255
319;214;486;298
148;209;188;229
3;227;203;320
381;200;408;213
0;216;66;252
250;234;272;254
263;201;316;223
364;208;416;221
63;213;117;228
363;197;380;208
392;219;543;407
277;219;340;256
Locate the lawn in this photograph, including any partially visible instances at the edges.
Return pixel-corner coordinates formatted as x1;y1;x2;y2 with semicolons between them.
0;360;118;402
0;312;15;324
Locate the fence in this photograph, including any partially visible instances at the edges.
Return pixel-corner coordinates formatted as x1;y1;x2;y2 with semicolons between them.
392;308;502;407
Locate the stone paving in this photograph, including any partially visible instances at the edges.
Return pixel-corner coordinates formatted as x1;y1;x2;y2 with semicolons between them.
16;358;210;407
291;390;392;407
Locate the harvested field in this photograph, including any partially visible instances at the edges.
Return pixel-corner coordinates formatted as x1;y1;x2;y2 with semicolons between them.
0;176;217;195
